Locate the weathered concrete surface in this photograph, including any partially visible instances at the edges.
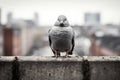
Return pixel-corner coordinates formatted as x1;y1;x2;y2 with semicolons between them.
18;56;83;80
0;57;14;80
87;56;120;80
0;56;120;80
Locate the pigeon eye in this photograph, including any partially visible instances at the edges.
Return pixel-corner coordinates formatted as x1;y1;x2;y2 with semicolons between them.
58;19;60;21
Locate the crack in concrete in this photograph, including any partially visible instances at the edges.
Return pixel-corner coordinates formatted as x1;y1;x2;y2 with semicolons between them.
12;57;20;80
82;57;91;80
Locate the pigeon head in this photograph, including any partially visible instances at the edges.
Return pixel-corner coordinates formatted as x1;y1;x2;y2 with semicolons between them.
58;15;66;26
54;15;70;27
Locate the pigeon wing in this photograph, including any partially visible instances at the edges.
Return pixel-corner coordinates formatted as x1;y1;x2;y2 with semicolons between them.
68;35;75;55
48;29;52;46
49;35;51;46
48;29;56;54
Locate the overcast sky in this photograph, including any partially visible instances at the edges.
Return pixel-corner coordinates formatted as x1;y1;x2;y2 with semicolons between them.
0;0;120;26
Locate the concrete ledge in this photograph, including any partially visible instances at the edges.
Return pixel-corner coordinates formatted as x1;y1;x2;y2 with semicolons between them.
0;57;14;80
87;56;120;61
87;56;120;80
0;56;14;61
18;56;83;61
0;56;120;80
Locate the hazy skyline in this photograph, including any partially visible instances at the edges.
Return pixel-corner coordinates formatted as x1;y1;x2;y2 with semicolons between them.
0;0;120;26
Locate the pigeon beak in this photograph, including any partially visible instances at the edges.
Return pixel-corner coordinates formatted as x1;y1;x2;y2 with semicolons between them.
60;21;63;24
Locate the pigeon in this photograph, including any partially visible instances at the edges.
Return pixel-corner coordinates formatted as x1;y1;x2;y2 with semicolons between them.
48;15;75;58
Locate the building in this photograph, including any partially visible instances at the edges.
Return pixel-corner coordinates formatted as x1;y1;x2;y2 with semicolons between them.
34;12;39;26
7;12;13;27
3;28;21;56
0;28;3;55
3;12;42;56
7;12;39;27
84;13;101;26
2;25;44;56
0;8;1;25
0;10;43;56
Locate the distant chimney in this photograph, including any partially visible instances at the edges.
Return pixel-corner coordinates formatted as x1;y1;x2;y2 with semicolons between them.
0;8;1;25
7;12;13;27
34;12;39;26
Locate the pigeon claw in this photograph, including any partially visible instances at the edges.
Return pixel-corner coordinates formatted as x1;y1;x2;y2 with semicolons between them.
52;53;59;58
65;53;71;58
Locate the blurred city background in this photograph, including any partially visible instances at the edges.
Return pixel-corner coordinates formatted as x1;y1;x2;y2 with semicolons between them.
0;0;120;56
